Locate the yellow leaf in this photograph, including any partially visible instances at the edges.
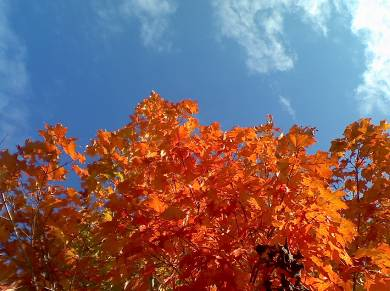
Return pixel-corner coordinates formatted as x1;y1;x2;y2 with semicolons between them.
103;211;113;222
146;151;158;158
339;249;352;265
114;171;125;182
64;248;78;265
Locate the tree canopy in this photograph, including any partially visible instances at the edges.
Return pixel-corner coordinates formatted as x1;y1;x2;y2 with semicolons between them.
0;92;389;290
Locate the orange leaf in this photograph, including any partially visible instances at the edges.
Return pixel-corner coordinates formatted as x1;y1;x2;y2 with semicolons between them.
147;195;167;213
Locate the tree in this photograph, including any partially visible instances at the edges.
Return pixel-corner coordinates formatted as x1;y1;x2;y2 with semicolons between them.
0;92;389;290
330;118;390;290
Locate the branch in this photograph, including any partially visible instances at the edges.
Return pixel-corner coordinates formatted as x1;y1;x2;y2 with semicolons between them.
1;192;39;290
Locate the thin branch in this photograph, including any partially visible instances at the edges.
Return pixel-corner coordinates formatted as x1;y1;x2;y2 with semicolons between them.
1;192;39;290
0;134;8;148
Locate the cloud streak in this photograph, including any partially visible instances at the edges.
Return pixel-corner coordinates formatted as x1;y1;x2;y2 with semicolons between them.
0;1;29;147
95;0;177;51
279;96;296;120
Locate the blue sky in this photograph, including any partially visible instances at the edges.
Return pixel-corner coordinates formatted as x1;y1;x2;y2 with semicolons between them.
1;0;389;151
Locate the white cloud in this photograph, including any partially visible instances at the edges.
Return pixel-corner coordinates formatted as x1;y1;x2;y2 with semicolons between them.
124;0;176;50
212;0;336;74
279;96;296;120
95;0;177;51
347;0;390;115
0;1;29;147
212;1;293;73
212;0;390;115
294;0;333;35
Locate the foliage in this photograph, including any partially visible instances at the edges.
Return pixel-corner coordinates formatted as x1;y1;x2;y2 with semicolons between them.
0;92;389;290
251;240;309;290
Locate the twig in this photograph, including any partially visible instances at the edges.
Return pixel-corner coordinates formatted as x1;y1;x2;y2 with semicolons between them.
1;192;39;290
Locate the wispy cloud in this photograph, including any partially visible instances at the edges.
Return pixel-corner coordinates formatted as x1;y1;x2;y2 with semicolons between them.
294;0;333;35
212;0;390;115
124;0;177;51
0;1;29;147
212;1;293;73
279;96;296;120
211;0;333;74
347;0;390;115
94;0;177;52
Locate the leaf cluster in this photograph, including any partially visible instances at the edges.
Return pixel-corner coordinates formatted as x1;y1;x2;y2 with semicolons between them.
0;92;389;291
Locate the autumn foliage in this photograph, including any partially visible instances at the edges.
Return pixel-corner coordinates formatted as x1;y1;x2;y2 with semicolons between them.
0;92;389;290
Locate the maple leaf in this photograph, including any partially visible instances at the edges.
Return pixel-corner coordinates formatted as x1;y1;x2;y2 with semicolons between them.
147;195;167;213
